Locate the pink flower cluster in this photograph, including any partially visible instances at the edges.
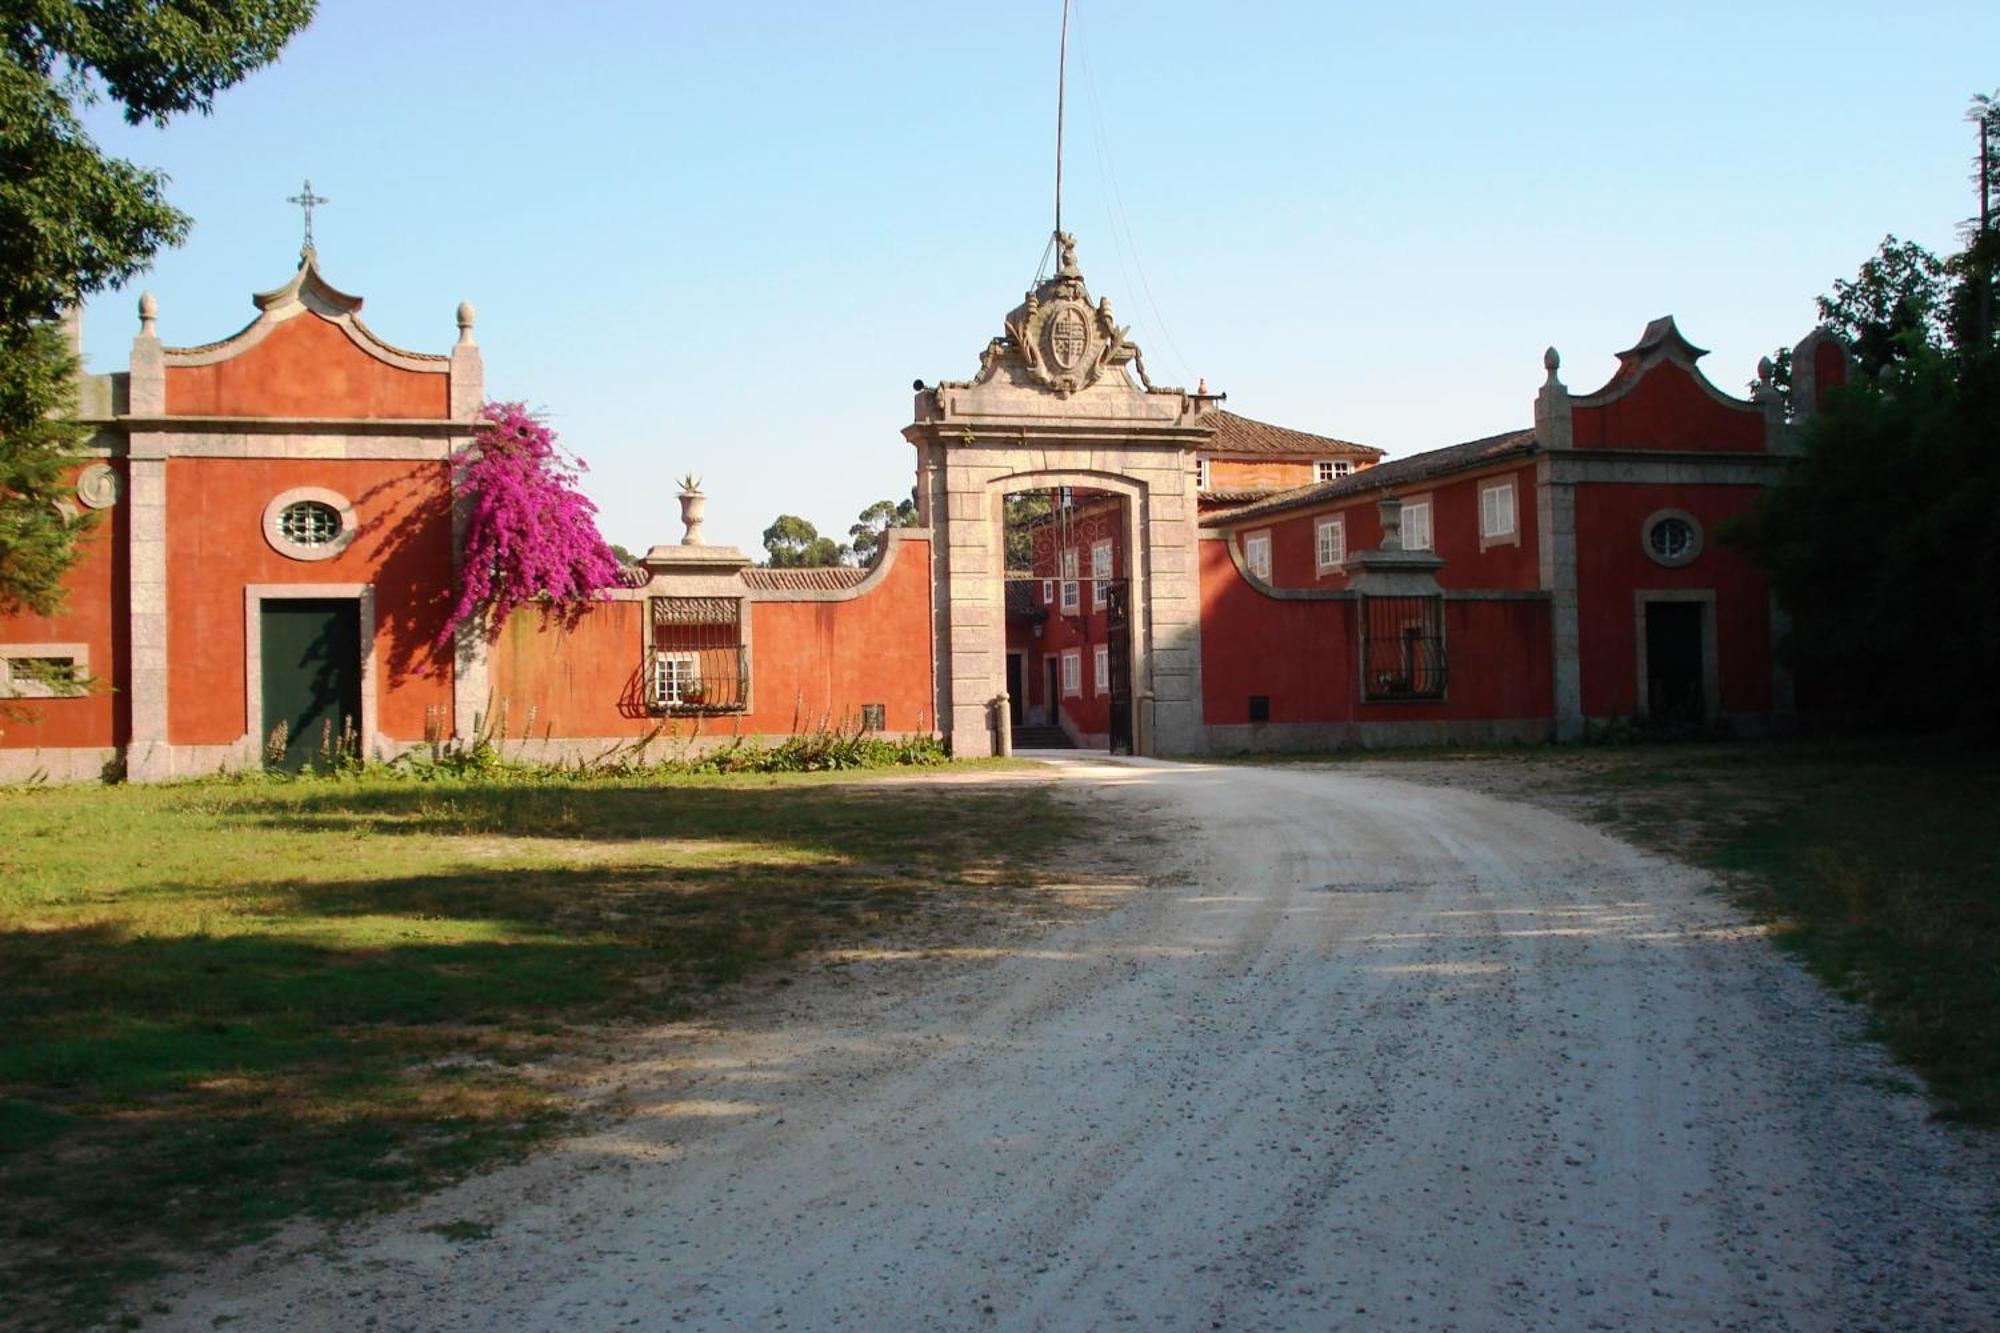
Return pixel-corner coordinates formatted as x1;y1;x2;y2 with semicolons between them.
439;402;625;646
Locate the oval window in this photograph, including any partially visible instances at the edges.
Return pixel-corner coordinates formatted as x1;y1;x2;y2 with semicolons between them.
279;500;343;548
1642;511;1702;567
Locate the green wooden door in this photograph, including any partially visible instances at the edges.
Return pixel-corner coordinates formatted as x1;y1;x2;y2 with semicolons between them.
260;599;362;772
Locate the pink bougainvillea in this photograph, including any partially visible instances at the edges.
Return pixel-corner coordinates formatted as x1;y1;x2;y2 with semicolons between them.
439;402;625;646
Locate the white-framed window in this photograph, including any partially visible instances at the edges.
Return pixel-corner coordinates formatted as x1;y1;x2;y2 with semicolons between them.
0;643;89;699
1479;479;1518;544
1060;548;1080;613
1091;539;1113;609
1315;515;1346;572
651;651;700;708
1244;530;1273;580
1041;577;1054;605
1094;644;1110;693
1062;649;1082;696
1401;499;1433;552
1195;457;1210;490
1315;459;1353;483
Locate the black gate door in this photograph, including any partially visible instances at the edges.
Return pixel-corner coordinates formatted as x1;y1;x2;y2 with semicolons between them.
261;599;362;771
1105;579;1134;754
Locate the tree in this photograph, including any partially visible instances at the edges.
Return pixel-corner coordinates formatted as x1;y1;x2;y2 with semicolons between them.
848;494;917;563
0;1;316;613
1731;148;2000;732
1813;235;1949;378
761;515;847;568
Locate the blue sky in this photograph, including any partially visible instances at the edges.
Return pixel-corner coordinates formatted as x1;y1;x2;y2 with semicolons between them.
75;1;1999;555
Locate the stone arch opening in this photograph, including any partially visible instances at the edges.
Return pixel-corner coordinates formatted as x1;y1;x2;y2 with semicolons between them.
997;474;1145;753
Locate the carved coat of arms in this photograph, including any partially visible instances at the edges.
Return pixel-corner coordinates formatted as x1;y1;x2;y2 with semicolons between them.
1047;306;1089;369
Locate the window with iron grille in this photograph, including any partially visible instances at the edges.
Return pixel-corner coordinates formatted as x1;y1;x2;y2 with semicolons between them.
1091;539;1112;609
1360;595;1447;701
860;703;886;732
1060;549;1080;613
649;597;747;711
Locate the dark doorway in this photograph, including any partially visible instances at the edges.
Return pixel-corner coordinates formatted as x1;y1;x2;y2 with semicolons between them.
1006;653;1024;726
1046;658;1060;727
261;599;362;771
1644;601;1705;725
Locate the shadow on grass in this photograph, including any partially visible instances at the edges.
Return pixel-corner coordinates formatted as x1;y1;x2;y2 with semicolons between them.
0;772;1089;1327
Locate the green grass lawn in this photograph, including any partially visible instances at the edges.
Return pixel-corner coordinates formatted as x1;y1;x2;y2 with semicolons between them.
1334;736;2000;1127
0;765;1093;1327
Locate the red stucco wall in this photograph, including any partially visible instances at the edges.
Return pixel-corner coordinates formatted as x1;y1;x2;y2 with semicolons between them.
0;463;129;751
1572;482;1771;719
166;315;449;419
1571;363;1764;452
1198;538;1551;728
488;536;936;740
163;457;456;745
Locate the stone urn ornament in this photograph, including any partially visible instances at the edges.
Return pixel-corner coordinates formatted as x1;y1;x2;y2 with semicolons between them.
677;473;706;546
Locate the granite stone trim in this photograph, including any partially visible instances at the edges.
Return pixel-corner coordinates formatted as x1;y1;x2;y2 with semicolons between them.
0;746;120;785
1201;716;1551;754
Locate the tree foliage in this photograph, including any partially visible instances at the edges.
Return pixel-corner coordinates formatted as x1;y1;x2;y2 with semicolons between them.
761;514;847;568
0;1;316;612
1733;108;2000;733
847;494;917;563
441;403;624;645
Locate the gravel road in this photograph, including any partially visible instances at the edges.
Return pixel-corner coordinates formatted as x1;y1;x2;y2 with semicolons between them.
143;758;1998;1331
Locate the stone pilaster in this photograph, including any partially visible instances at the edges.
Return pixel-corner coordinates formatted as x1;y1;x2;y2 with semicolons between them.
125;437;170;779
1535;455;1583;740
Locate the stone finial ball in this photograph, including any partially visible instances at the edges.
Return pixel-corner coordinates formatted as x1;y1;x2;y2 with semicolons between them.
139;291;158;320
1543;346;1560;373
456;301;476;329
1758;355;1774;381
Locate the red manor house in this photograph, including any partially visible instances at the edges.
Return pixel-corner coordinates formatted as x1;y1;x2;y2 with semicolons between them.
1;234;1846;779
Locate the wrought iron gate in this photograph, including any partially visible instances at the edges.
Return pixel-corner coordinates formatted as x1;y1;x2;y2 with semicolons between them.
1105;578;1134;754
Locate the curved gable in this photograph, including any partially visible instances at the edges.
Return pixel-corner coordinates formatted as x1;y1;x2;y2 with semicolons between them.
165;312;449;419
1570;317;1765;453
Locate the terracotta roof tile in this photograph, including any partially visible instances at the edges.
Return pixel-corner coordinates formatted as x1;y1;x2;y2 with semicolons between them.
1202;429;1539;527
740;566;871;592
1204;410;1383;460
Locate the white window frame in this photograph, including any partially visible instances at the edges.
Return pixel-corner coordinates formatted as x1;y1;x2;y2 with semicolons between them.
1060;548;1080;613
1243;530;1273;581
1091;538;1113;610
1093;644;1110;694
1479;479;1518;549
1401;497;1433;552
1195;457;1210;491
1041;577;1055;605
1314;515;1346;574
0;642;90;699
1315;459;1353;484
1061;649;1082;696
651;650;701;708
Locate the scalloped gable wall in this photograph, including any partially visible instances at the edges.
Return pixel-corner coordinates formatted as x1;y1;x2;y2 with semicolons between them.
165;313;450;419
1570;361;1765;453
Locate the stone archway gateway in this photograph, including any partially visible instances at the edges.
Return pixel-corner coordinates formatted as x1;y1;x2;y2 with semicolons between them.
905;235;1216;757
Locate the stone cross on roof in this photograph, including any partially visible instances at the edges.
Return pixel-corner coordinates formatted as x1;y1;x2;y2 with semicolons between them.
286;179;329;254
